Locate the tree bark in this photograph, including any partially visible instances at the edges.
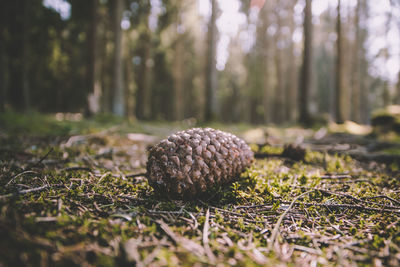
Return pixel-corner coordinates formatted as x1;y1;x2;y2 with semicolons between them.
112;0;125;116
335;0;345;123
204;0;218;121
299;0;313;125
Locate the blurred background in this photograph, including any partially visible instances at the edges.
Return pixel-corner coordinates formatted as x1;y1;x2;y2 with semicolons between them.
1;0;400;125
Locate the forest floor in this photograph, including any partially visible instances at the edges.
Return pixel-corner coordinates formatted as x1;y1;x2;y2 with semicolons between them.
0;113;400;266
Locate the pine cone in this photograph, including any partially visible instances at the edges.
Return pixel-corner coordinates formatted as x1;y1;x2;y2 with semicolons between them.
147;128;254;199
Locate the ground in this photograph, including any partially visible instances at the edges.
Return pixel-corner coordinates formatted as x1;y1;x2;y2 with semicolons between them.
0;113;399;266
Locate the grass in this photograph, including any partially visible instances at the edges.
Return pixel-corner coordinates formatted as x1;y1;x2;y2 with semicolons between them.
0;112;400;266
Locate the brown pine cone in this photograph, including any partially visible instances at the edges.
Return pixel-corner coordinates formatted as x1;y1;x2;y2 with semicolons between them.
146;128;254;199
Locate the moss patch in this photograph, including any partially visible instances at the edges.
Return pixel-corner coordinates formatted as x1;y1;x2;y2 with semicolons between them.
1;117;400;266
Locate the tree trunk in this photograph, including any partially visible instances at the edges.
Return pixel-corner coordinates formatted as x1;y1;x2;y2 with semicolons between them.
99;4;111;113
173;37;185;121
359;0;369;124
135;31;151;120
351;0;361;122
286;5;297;122
0;0;6;112
274;41;284;123
112;0;125;116
397;68;400;105
335;0;345;123
397;20;400;105
204;0;218;121
299;0;313;125
260;11;271;124
86;0;100;115
383;81;390;107
8;0;28;111
21;0;30;111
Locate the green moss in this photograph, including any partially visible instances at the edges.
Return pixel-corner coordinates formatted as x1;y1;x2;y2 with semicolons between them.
1;119;400;266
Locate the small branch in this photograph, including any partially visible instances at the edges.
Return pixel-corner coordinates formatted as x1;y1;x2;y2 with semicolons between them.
325;179;375;185
293;186;400;210
254;153;281;159
6;148;53;187
61;166;92;172
157;219;205;258
361;195;400;206
0;184;63;200
320;174;352;179
30;147;54;169
126;172;148;178
279;202;400;215
202;208;216;263
267;190;313;252
5;170;38;187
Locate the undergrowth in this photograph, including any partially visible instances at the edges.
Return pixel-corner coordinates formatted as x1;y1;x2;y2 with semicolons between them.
0;115;399;266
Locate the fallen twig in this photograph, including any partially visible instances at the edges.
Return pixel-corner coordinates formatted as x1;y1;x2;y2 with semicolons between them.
61;166;92;172
203;209;216;263
280;202;400;215
0;183;64;200
5;170;38;187
320;174;352;179
157;219;206;258
267;190;313;252
293;186;400;210
6;148;53;186
361;195;400;206
126;172;147;178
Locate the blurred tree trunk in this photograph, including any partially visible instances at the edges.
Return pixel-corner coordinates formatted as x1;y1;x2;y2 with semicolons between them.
22;1;30;111
173;1;185;121
112;0;125;116
383;81;390;107
382;9;392;107
274;38;284;123
204;0;218;121
389;0;400;105
335;0;345;123
135;30;151;120
299;0;312;125
272;3;285;123
98;1;113;113
125;37;135;118
8;0;28;111
173;37;185;121
359;0;369;123
86;0;100;115
286;3;297;122
397;70;400;105
259;5;271;123
351;0;361;123
397;19;400;105
0;0;6;112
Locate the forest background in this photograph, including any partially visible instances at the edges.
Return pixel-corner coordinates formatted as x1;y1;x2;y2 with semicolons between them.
1;0;400;126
